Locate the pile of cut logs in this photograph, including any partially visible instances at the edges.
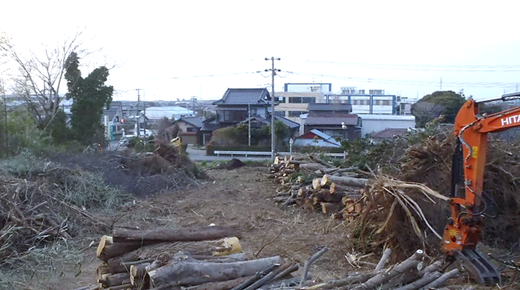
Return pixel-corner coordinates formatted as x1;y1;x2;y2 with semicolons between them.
269;155;368;219
88;225;304;290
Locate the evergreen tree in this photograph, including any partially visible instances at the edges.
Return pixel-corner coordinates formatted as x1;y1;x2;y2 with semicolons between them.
65;52;113;145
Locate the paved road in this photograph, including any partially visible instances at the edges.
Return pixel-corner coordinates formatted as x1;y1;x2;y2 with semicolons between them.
106;141;270;162
186;146;271;162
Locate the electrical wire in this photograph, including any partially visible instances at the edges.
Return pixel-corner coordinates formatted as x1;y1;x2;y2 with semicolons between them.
289;59;520;72
286;71;520;88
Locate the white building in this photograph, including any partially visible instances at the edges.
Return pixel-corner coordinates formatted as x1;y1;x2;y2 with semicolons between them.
359;114;416;137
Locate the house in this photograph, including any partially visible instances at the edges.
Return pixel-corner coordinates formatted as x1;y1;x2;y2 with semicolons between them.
237;114;300;139
371;128;409;141
145;106;193;124
358;115;416;137
303;103;361;141
175;116;204;145
200;88;272;144
103;101;124;136
294;129;341;148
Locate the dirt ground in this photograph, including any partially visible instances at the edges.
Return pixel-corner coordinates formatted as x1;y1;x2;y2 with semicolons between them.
10;164;518;290
52;165;353;289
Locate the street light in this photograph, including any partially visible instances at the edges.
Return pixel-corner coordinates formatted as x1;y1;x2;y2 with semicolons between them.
341;121;347;140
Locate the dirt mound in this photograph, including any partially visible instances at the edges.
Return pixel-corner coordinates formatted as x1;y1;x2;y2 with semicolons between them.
226;158;246;170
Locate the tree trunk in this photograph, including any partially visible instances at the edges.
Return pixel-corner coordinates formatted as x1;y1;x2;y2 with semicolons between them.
330;183;354;194
97;235;152;262
349;250;425;290
394;271;442;290
422;269;459;289
112;226;239;243
300;163;329;172
321;175;368;188
147;256;282;287
99;272;130;287
189;276;252;290
107;238;242;273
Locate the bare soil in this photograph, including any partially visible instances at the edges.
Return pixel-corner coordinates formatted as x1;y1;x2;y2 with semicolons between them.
58;165;354;289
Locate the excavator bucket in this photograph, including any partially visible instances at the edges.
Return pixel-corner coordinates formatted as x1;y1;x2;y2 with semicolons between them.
453;248;500;286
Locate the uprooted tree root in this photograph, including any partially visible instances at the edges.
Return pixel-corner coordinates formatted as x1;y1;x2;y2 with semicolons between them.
347;124;520;257
350;175;450;259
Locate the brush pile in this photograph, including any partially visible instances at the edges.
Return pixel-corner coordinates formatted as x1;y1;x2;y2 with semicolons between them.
271;122;520;256
92;225;306;290
0;164;123;264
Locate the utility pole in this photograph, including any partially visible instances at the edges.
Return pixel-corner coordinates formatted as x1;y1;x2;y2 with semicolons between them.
248;103;251;146
136;88;141;137
265;57;281;161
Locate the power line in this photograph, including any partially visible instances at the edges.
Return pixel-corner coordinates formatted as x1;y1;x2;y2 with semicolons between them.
289;59;520;72
287;71;520;88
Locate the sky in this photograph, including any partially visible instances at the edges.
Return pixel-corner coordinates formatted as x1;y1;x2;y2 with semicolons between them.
2;0;520;102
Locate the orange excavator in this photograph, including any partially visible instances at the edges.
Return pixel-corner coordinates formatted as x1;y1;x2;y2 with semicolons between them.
443;92;520;285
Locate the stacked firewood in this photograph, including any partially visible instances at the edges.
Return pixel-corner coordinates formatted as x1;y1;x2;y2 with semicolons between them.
269;155;368;219
91;225;301;290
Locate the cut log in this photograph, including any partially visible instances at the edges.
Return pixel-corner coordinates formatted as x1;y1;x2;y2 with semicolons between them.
315;190;344;203
130;262;151;285
312;178;322;190
107;237;242;273
422;268;459;289
147;256;282;287
321;174;368;188
99;272;130;287
107;284;135;290
375;248;392;271
321;202;343;215
314;272;381;290
190;276;252;290
300;163;329;172
330;183;352;194
112;225;239;243
350;249;425;290
309;156;334;168
394;271;442;290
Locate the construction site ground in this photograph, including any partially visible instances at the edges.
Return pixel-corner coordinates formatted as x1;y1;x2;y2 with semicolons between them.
22;165;352;290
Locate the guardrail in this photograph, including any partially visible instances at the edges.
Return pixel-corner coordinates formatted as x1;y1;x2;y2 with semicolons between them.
213;150;347;158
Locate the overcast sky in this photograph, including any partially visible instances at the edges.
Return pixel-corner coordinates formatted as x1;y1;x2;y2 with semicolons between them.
2;0;520;102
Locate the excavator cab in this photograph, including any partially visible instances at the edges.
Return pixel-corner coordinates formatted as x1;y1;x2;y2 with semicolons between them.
443;92;520;285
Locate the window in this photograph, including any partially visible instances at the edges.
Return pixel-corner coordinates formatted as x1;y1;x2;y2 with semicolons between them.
288;111;307;117
382;100;391;106
187;127;197;132
302;97;316;104
375;100;382;106
223;110;231;121
275;97;286;103
289;97;302;103
275;111;285;117
358;89;365;94
369;89;384;94
249;108;257;116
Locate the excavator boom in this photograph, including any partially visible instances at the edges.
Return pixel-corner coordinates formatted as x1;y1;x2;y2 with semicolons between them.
443;92;520;285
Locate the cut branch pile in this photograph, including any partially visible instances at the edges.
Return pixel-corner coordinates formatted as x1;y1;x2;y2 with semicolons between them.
92;225;302;290
269;155;451;256
0;173;112;263
269;155;368;220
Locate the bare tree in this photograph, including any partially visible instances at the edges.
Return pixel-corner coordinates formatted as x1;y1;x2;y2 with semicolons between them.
411;102;445;127
0;31;86;128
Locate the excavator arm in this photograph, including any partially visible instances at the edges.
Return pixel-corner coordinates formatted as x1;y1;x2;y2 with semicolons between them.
443;92;520;285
